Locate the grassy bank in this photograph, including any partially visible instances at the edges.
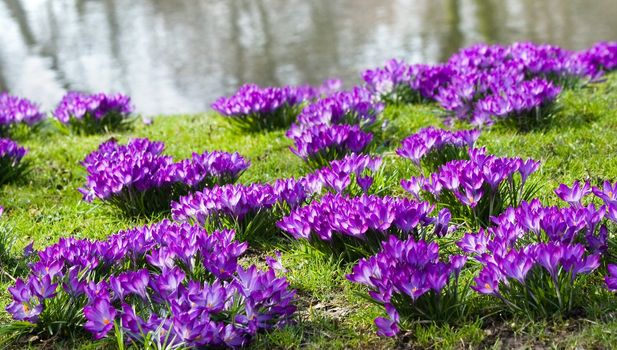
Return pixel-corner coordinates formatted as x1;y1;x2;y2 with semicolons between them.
1;73;617;349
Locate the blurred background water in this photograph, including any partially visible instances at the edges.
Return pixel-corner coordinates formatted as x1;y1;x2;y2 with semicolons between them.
1;0;616;115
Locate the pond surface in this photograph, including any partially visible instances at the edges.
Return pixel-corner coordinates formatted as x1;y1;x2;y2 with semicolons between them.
1;0;616;115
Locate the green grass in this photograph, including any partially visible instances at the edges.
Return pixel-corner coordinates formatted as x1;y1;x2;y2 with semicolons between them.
1;73;617;349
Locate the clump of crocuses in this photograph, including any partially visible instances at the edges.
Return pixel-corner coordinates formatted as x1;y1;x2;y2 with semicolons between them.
286;86;383;169
287;87;383;134
277;193;450;259
348;236;467;336
435;64;562;128
53;92;133;134
79;138;249;216
368;42;617;128
313;153;383;196
402;148;540;228
288;124;373;169
0;93;45;135
212;83;320;131
172;179;318;243
470;77;561;128
362;59;451;104
459;187;612;319
574;41;617;79
0;138;28;186
5;221;295;348
397;127;480;172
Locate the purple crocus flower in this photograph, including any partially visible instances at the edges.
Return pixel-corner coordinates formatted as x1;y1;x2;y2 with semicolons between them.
29;274;58;300
433;208;451;237
605;264;617;291
374;316;399;337
5;279;43;322
153;267;186;299
400;177;425;200
472;267;501;296
289;124;373;162
519;159;540;186
0;138;27;167
500;250;534;284
554;181;591;206
454;187;483;208
457;230;492;255
63;266;86;297
6;220;296;347
569;253;600;278
357;175;374;193
375;304;401;337
23;240;35;258
347;236;463;336
84;297;117;340
532;243;564;279
593;180;617;204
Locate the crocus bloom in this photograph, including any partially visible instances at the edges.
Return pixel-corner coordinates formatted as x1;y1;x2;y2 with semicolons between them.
53;92;133;124
84;297;117;340
606;264;617;291
554;181;591;205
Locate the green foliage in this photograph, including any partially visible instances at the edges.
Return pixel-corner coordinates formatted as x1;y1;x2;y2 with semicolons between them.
56;113;136;136
222;104;304;132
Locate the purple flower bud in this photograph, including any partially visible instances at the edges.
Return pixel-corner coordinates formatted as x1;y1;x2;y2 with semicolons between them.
23;240;35;258
357;175;374;193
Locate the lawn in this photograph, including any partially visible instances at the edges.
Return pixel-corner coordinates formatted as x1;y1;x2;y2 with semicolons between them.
1;72;617;349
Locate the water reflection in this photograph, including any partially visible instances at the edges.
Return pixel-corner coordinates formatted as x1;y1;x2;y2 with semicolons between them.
0;0;615;115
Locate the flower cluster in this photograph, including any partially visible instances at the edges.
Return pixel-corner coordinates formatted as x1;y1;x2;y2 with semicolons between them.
347;236;466;336
288;124;373;169
171;179;317;243
277;193;449;258
5;221;295;348
470;78;561;127
312;153;383;195
365;42;617;127
554;180;617;295
212;80;339;131
287;87;383;135
286;86;382;168
171;153;384;243
397;127;480;170
53;92;133;133
79;138;249;215
574;41;617;79
459;196;607;317
401;148;540;227
362;59;451;104
435;64;561;128
0;93;45;132
0;138;28;186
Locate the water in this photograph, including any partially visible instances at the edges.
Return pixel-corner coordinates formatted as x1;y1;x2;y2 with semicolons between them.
1;0;616;115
